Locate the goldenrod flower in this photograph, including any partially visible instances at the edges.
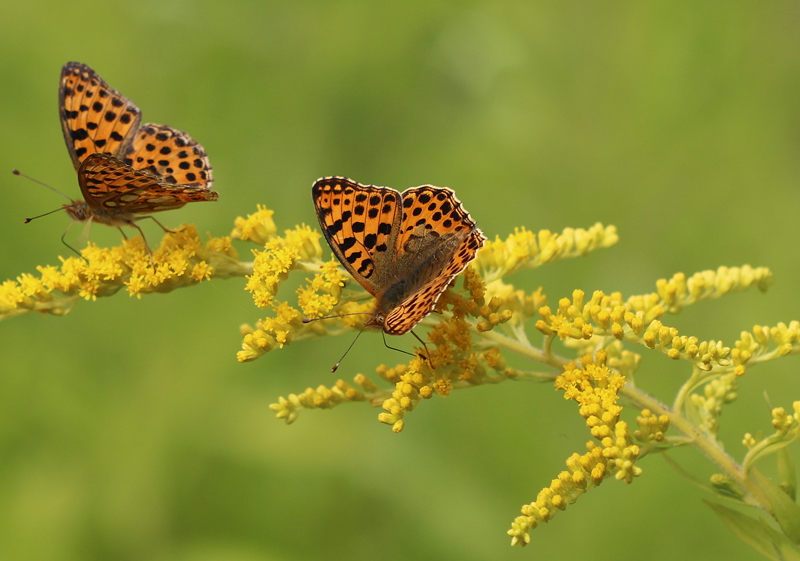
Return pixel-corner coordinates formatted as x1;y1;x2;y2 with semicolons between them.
8;204;797;553
231;204;277;245
634;409;670;443
475;223;618;280
511;350;641;546
1;225;243;320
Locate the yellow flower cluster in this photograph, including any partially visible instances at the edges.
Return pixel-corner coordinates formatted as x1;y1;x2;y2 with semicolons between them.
296;259;347;322
246;239;298;309
0;226;237;320
536;289;598;341
733;321;800;375
231;204;277;245
243;223;323;308
536;269;774;373
742;401;800;471
239;221;358;362
482;280;546;328
655;266;773;313
690;372;738;436
641;320;733;371
238;302;305;362
634;409;670;443
269;379;370;425
475;223;618;280
510;350;641;547
377;360;430;433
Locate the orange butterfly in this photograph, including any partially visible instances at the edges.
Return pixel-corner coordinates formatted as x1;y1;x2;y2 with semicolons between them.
312;177;486;336
24;62;217;263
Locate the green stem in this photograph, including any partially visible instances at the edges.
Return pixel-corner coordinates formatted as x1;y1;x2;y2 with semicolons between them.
477;329;569;370
620;383;770;510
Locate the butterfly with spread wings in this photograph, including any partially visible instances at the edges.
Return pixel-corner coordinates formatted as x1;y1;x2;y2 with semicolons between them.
312;176;486;336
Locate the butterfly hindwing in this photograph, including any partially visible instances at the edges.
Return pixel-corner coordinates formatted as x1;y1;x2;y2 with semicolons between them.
382;223;486;334
59;62;141;169
78;153;217;214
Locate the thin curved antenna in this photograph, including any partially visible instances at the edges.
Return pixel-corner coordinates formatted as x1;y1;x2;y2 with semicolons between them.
331;328;366;373
302;311;371;324
24;208;64;223
12;169;73;202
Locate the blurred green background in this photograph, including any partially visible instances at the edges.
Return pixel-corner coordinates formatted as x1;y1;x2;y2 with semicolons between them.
1;2;798;560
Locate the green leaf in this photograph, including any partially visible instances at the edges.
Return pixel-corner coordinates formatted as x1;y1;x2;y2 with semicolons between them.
662;455;718;495
777;447;797;502
759;518;800;561
705;500;779;560
753;468;800;544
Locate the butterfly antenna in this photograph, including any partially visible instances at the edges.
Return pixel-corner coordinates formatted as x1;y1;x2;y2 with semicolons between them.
12;169;73;202
331;328;366;373
302;311;371;323
23;207;65;223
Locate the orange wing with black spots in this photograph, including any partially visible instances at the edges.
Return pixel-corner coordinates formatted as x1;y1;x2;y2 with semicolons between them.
122;124;213;189
79;153;217;215
59;62;141;168
312;177;486;335
312;177;402;295
57;62;217;219
382;186;486;334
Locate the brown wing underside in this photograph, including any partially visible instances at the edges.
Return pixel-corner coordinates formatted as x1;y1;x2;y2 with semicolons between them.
382;227;486;335
78;153;218;215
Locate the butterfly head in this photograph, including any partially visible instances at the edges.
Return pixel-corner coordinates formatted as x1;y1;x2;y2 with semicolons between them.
364;313;386;330
62;200;90;222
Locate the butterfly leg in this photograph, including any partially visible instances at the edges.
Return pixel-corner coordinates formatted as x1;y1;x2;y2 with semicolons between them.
410;329;435;369
138;215;176;234
60;220;87;262
125;221;156;272
381;331;432;368
117;227;128;240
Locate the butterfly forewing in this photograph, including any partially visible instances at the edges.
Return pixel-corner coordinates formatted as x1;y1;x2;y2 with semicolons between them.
122;124;214;189
312;177;402;295
59;62;141;169
395;186;479;257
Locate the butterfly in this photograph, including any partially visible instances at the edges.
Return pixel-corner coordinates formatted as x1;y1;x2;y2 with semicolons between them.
33;62;218;261
311;176;486;336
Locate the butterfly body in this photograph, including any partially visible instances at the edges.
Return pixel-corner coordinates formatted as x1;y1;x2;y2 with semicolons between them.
61;200;132;227
312;177;486;335
49;62;217;251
